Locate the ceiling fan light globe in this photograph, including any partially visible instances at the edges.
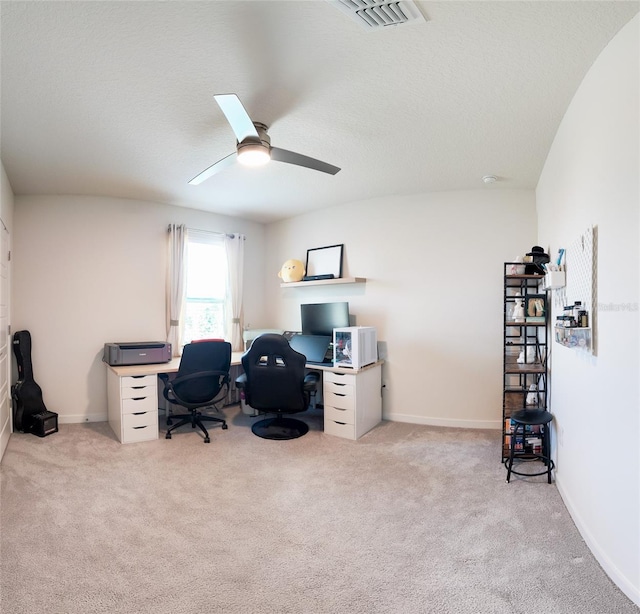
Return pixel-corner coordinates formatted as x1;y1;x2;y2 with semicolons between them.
237;144;271;167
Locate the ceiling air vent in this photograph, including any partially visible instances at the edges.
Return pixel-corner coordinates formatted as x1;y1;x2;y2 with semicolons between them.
329;0;426;31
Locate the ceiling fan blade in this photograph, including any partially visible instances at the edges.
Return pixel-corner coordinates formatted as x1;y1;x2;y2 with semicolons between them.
188;151;238;185
214;94;259;143
270;147;341;175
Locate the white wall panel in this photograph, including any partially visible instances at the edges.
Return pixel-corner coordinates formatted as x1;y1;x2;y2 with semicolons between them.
536;15;639;606
12;195;265;424
266;189;538;428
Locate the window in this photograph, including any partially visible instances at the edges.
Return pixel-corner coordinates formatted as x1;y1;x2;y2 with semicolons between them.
182;232;229;344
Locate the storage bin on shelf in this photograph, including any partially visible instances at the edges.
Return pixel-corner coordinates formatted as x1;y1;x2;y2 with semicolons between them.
554;326;591;349
544;270;566;290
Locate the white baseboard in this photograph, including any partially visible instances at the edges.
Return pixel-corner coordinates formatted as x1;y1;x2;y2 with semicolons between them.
383;412;501;430
44;412;502;430
57;413;108;424
556;474;640;608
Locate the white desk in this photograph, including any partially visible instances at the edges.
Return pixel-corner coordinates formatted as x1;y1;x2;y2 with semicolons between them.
106;355;382;443
105;353;243;444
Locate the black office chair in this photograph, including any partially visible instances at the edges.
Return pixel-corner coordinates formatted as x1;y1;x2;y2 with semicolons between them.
160;340;232;443
235;334;319;440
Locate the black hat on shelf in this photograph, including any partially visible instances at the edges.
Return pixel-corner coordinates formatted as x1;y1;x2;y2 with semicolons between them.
526;246;548;257
525;246;550;274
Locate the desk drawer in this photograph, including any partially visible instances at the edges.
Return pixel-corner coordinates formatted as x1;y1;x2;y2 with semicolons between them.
324;370;356;386
122;384;156;400
324;379;354;396
122;395;157;414
324;418;355;440
324;387;354;411
122;411;158;443
121;374;157;388
325;404;354;425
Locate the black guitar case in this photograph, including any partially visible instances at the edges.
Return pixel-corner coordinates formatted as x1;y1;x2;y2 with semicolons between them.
12;330;52;433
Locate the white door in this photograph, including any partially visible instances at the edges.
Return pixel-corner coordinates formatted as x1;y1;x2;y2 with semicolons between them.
0;221;10;460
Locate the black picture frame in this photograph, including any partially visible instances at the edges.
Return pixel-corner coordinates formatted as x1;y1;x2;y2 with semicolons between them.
305;244;344;279
525;294;547;322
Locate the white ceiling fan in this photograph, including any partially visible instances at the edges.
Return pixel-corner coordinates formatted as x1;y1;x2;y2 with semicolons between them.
189;94;341;185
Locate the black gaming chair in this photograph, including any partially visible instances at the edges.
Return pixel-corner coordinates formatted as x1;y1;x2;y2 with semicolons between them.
235;334;319;440
160;340;231;443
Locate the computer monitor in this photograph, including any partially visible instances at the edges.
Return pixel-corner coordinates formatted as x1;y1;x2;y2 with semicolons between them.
300;302;350;336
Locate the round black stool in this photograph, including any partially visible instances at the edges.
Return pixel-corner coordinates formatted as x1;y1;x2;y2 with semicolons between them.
505;409;555;484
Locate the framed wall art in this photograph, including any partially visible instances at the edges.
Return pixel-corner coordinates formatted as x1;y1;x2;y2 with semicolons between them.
305;244;344;279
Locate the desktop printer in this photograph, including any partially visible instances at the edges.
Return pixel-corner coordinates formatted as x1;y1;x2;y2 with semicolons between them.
103;342;172;366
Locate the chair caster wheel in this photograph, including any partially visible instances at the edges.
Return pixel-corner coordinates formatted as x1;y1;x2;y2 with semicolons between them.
204;437;210;443
165;433;172;439
222;424;228;430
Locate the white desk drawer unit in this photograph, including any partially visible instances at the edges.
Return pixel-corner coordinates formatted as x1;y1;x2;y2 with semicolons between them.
107;371;159;443
323;363;382;440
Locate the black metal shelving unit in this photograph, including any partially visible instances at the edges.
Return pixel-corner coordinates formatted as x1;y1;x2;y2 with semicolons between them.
502;263;549;461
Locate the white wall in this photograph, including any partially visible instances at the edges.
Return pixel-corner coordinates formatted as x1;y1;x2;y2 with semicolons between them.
0;161;15;459
0;162;14;232
266;189;537;428
536;15;639;606
12;195;266;423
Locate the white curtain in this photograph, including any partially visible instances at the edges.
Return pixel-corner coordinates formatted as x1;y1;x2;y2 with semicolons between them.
224;233;245;352
166;224;187;357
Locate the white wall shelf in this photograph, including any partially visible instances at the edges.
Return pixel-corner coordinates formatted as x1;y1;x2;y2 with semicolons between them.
280;277;366;288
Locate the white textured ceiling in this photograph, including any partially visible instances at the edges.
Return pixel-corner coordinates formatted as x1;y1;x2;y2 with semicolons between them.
1;1;638;223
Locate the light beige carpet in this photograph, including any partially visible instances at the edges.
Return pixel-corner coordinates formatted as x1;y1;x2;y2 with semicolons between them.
1;405;636;614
